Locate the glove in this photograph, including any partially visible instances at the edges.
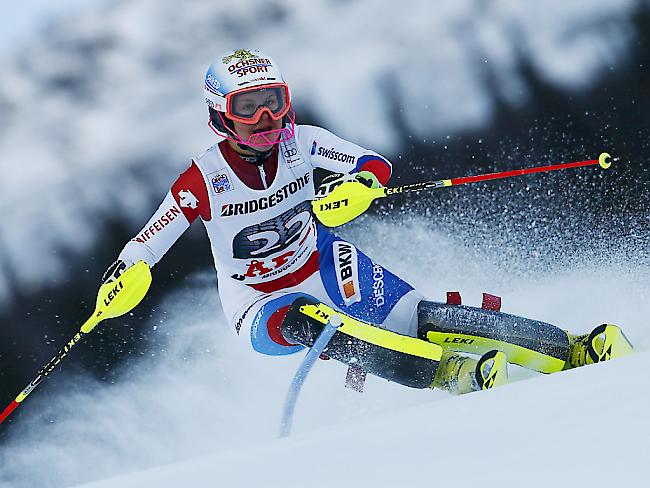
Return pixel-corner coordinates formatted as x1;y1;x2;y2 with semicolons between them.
354;170;382;189
101;258;135;285
315;171;382;198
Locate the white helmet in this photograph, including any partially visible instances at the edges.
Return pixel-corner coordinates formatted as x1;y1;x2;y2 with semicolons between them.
204;49;295;148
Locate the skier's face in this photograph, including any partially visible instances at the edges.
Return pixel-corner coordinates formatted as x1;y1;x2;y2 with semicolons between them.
231;111;283;152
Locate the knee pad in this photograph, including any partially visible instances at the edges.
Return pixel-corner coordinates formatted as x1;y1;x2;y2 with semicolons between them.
249;293;314;356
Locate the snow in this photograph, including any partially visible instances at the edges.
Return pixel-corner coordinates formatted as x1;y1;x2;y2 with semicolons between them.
0;215;647;488
74;352;648;488
0;0;644;305
0;0;107;50
0;1;647;486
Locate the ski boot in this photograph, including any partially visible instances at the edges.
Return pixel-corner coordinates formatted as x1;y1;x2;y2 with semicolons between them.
566;324;633;369
432;350;508;395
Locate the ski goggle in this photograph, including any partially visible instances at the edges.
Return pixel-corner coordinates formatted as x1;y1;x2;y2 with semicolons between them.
225;83;291;124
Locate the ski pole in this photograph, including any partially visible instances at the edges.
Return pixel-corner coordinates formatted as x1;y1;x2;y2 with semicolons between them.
313;152;613;227
0;261;152;426
279;314;342;438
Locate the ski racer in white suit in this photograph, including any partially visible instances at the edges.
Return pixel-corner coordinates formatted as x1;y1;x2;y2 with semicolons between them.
104;49;633;395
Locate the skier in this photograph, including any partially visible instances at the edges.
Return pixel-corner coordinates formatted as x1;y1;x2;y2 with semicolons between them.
103;48;633;395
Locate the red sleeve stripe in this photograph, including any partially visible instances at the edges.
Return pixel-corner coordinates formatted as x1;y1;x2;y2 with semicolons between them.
356;157;392;186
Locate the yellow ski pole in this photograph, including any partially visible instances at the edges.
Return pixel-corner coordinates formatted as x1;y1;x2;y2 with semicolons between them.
0;261;152;425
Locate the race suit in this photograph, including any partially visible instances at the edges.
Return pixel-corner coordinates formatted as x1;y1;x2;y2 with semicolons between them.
116;125;423;355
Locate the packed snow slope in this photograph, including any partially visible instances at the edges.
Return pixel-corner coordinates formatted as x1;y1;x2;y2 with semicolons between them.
0;215;647;488
76;351;648;488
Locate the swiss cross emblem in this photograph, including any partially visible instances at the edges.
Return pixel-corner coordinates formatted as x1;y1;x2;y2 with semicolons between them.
178;189;198;209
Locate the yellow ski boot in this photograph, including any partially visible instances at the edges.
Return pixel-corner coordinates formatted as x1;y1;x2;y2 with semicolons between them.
567;324;633;368
432;350;508;395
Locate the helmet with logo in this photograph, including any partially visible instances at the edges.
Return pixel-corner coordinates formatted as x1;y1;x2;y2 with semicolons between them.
204;48;295;149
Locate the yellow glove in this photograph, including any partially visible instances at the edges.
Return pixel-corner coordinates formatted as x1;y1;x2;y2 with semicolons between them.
355;171;382;189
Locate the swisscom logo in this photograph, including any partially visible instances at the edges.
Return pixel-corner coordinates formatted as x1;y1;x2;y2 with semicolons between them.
311;141;356;164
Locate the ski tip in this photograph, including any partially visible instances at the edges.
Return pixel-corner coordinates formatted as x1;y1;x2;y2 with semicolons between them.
598;152;612;169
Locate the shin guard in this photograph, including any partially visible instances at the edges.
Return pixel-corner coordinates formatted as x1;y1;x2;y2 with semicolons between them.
418;301;569;373
282;298;442;389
